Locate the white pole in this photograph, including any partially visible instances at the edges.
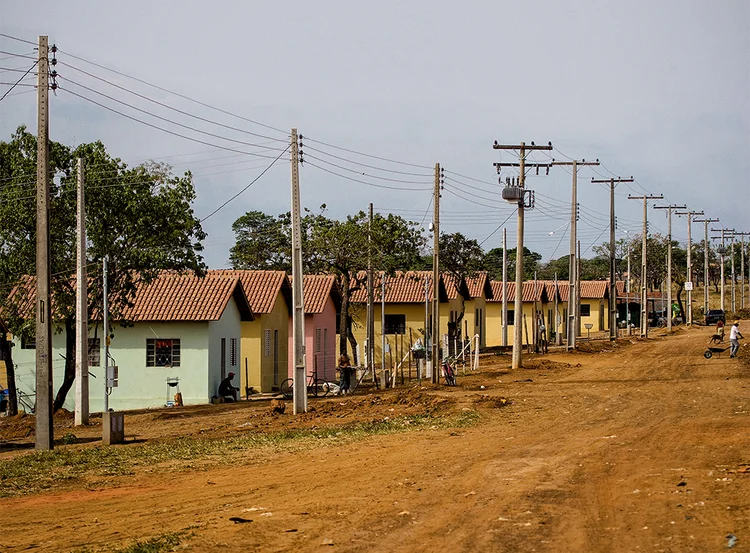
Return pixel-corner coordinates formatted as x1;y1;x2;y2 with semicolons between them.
75;158;89;425
103;255;109;414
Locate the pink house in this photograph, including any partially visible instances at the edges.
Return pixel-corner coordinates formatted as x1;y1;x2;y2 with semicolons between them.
288;275;341;382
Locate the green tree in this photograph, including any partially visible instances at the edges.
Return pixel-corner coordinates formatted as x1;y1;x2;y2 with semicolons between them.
486;247;542;281
229;211;291;271
0;127;206;412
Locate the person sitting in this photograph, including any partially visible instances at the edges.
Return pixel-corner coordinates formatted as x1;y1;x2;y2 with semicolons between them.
218;372;239;402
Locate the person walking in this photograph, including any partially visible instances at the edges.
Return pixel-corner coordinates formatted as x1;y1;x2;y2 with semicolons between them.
729;321;743;358
337;353;352;395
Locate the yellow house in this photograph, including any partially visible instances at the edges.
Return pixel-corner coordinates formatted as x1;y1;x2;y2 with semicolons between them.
580;281;610;332
215;270;292;394
463;273;493;348
349;271;450;368
486;281;549;347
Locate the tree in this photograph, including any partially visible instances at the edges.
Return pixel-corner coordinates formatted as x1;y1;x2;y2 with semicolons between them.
229;211;291;271
0;127;206;412
438;232;485;337
485;246;542;281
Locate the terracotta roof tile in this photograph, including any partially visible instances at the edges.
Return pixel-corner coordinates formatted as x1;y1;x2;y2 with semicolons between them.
212;270;289;314
579;281;609;299
288;274;341;314
350;271;443;304
488;281;547;302
464;272;493;299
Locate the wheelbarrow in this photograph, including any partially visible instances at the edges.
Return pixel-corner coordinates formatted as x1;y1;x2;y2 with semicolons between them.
704;346;729;359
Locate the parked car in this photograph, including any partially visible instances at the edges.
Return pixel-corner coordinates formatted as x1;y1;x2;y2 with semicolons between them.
704;309;725;326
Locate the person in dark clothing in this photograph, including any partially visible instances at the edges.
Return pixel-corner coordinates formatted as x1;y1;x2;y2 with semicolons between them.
219;372;239;402
338;354;352;395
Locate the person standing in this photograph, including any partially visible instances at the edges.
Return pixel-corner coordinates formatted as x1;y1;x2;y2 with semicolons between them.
337;353;352;395
717;318;725;340
729;321;743;358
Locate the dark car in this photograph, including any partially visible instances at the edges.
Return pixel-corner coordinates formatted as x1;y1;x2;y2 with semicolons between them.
704;309;725;326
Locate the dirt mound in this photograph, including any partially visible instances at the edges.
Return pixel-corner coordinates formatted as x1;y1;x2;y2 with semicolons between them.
522;359;573;371
574;339;632;353
473;395;512;409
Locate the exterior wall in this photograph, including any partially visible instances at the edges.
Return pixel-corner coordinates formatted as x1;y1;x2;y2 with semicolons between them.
486;301;538;347
580;298;609;332
208;298;242;397
12;322;212;412
350;302;431;369
242;293;289;394
288;296;338;382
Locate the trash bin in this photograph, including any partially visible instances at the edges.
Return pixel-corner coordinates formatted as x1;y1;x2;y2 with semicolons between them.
102;411;124;445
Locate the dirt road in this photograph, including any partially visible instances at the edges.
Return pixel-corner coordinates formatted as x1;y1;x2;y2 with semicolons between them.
1;325;748;552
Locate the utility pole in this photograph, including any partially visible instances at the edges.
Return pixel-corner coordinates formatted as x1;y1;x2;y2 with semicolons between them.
102;256;109;414
730;232;736;312
735;232;750;309
502;227;508;347
35;35;53;451
675;209;703;325
627;245;632;332
712;228;734;312
592;176;633;340
653;204;686;332
75;158;89;426
551;160;599;349
695;218;718;312
367;203;375;383
381;276;386;386
493;141;553;368
628;194;663;338
290;129;306;414
431;164;441;383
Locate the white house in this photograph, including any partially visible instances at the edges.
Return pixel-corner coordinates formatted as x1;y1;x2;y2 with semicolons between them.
11;272;253;412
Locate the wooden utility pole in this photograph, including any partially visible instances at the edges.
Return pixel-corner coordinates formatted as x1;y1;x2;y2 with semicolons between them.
367;203;375;382
653;204;685;332
502;228;508;347
431;164;441;383
695;218;719;312
290;129;306;414
381;276;386;385
628;194;663;338
493;141;553;369
592;176;633;340
75;158;89;426
35;35;53;451
675;209;703;325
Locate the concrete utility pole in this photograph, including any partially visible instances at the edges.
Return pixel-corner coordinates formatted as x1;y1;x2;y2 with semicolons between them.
712;228;734;312
550;160;599;349
367;203;375;383
730;232;736;312
628;194;663;338
290;129;306;414
102;256;109;414
653;204;685;332
35;35;53;451
695;218;719;312
75;158;89;426
675;210;703;325
431;164;441;383
627;245;632;332
735;232;749;309
502;228;508;347
493;141;553;369
381;276;386;385
592;176;634;340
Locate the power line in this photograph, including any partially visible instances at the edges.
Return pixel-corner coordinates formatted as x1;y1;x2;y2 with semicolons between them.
0;61;38;102
304;153;432;185
201;146;290;222
0;33;37;46
300;144;433;177
0;49;36;60
58;60;289;144
304;161;432;192
479;211;516;246
303;134;432;170
57;48;289;137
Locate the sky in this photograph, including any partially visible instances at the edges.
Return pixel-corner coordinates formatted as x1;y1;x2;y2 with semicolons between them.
1;1;748;270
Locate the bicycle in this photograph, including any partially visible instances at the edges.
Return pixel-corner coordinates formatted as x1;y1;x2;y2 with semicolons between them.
280;374;330;399
18;390;36;414
442;357;457;386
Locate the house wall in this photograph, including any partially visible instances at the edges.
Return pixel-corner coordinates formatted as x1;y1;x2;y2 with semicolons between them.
11;322;212;412
242;293;289;394
288;295;338;382
208;299;242;397
580;298;609;332
486;301;539;347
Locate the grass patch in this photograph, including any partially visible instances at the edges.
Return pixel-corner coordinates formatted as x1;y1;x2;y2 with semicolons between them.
1;410;479;498
69;530;190;553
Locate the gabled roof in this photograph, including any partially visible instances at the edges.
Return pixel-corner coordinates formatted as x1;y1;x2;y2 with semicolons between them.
488;281;548;303
350;271;449;304
464;272;493;300
121;273;253;322
580;281;609;299
441;273;472;301
288;274;342;314
212;270;292;315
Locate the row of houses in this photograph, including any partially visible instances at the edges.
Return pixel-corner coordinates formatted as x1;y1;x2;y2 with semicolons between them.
4;269;632;412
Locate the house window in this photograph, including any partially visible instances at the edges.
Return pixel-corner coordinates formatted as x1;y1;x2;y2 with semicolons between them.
88;338;101;366
21;334;35;349
580;304;591;317
221;338;226;379
384;314;406;335
264;329;271;357
230;338;237;367
315;328;321;352
147;339;180;367
506;310;515;325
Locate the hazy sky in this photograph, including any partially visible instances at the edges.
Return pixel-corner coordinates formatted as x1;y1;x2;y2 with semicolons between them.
2;1;748;269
